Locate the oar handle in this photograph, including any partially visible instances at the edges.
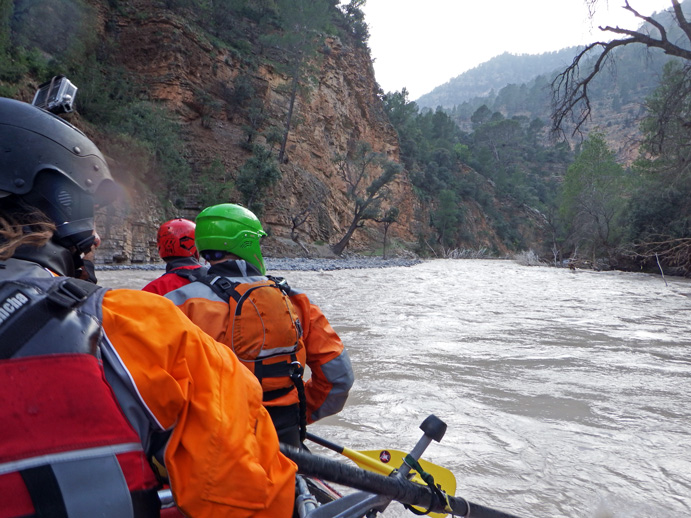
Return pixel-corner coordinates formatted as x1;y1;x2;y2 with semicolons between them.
281;444;523;518
305;431;344;454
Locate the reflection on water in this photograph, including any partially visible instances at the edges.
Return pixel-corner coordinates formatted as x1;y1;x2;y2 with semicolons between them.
98;259;691;518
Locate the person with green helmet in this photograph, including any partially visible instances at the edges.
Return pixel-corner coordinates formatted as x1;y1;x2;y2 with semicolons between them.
165;203;354;446
194;204;269;273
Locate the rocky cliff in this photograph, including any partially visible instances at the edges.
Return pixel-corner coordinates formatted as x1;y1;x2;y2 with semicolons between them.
84;1;421;263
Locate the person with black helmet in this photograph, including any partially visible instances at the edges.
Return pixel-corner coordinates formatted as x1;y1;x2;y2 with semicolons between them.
165;203;355;447
0;98;296;518
142;218;207;295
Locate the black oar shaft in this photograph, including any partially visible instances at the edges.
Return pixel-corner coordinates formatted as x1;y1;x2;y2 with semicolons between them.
305;432;345;454
281;444;523;518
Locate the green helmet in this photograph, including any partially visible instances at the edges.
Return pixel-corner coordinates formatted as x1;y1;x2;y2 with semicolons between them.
195;203;267;274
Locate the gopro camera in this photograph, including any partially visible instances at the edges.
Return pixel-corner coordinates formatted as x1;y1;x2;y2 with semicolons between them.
32;75;78;114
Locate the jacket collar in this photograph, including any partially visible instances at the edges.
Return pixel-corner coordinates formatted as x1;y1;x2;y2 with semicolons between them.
208;259;263;279
12;238;77;277
165;256;202;273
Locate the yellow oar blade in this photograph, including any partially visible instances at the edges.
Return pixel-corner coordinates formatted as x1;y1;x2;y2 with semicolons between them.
356;449;456;496
340;447;456;517
305;432;456;518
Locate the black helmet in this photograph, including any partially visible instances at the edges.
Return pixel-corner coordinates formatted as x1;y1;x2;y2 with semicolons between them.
0;97;117;253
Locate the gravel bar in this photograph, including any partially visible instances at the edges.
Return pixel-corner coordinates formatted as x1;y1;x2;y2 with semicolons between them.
96;257;422;272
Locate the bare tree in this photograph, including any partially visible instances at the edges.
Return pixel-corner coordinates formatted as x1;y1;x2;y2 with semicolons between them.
375;206;399;259
331;141;402;256
551;0;690;137
291;206;311;242
290;203;315;257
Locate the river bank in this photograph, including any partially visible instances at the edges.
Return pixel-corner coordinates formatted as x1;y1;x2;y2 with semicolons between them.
95;256;424;292
97;256;423;272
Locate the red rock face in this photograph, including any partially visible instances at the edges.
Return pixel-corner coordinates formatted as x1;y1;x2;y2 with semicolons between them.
92;5;421;261
74;1;550;264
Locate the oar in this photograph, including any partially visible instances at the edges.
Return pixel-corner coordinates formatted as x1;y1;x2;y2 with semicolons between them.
305;431;457;497
281;444;524;518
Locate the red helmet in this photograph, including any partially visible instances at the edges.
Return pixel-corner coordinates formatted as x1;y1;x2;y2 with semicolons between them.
156;218;198;259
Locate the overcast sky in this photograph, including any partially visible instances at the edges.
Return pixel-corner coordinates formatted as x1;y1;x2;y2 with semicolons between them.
361;0;674;100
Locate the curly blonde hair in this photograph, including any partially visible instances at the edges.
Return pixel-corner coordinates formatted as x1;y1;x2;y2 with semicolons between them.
0;197;56;260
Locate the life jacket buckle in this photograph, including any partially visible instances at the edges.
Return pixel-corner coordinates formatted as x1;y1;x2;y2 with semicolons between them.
288;361;304;380
48;279;91;309
211;276;235;292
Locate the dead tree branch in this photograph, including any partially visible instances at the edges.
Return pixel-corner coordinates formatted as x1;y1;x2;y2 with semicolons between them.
625;235;691;275
551;0;691;137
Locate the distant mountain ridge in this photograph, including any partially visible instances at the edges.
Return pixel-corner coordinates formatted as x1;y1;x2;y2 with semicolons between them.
416;48;581;109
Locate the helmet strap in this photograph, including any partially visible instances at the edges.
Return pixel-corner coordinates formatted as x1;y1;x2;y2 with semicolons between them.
71;232;96;255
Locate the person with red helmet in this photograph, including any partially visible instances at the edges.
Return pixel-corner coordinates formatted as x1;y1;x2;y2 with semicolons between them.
142;218;207;295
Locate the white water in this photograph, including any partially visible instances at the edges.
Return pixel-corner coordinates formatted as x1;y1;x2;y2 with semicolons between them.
98;259;691;518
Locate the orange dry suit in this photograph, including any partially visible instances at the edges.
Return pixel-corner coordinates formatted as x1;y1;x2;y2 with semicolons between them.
165;259;354;445
0;254;296;518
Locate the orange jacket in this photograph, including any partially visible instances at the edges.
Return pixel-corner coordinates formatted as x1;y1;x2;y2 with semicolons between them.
165;260;354;424
101;288;296;518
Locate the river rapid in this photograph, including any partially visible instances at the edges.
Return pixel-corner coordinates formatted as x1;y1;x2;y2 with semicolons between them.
97;259;691;518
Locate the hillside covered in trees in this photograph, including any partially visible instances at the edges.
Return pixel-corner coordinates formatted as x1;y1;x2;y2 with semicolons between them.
382;0;691;274
416;49;580;110
1;0;690;275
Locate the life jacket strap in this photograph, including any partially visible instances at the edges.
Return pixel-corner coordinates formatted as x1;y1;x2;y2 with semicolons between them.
130;489;162;518
20;465;68;518
266;275;292;295
199;275;240;303
258;358;308;441
19;465;159;518
172;266;208;282
258;360;302;379
263;386;293;401
293;367;308;443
